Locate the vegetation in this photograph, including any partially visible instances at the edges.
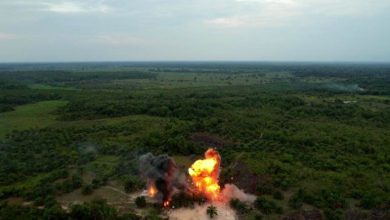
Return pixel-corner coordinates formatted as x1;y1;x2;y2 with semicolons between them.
0;199;141;220
254;197;283;215
135;196;146;208
230;198;249;214
206;205;218;219
0;62;389;219
0;100;67;137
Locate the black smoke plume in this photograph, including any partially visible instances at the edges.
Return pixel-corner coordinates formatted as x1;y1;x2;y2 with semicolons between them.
139;153;178;204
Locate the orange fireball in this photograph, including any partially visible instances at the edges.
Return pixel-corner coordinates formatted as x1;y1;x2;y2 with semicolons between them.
148;184;158;198
188;148;221;200
163;200;170;208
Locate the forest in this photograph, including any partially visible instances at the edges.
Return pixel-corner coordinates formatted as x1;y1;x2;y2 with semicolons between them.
0;62;389;220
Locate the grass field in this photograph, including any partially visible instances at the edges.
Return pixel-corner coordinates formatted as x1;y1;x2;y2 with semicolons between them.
84;155;120;179
29;84;78;91
0;100;67;138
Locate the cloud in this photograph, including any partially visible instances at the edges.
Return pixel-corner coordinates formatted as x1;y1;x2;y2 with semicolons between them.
206;17;244;28
206;0;301;28
95;34;155;47
305;0;390;17
206;0;390;28
6;0;112;14
0;33;17;40
42;1;111;14
0;0;389;62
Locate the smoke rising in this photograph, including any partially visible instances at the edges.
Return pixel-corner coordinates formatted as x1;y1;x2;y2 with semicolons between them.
323;83;365;92
168;184;255;220
220;184;256;203
138;149;256;220
139;153;178;203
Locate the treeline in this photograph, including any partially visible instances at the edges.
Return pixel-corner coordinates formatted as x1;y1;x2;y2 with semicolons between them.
290;64;390;94
0;88;61;112
0;70;157;85
289;100;390;127
58;93;222;120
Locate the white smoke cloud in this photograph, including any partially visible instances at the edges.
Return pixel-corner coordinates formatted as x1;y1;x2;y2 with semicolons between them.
220;184;256;203
168;202;237;220
168;184;255;220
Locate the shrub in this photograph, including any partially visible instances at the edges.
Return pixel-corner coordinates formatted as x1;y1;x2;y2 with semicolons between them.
229;199;249;214
135;196;146;208
69;199;117;220
289;189;304;209
171;192;194;208
256;185;273;195
253;213;263;220
359;191;385;209
71;174;83;189
124;176;143;193
273;191;284;200
254;197;282;215
118;213;142;220
324;208;343;220
82;184;93;195
92;178;102;189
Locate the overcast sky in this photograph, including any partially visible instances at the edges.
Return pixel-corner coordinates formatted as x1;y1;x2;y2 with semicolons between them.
0;0;389;62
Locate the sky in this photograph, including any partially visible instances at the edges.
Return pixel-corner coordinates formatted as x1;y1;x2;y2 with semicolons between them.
0;0;390;62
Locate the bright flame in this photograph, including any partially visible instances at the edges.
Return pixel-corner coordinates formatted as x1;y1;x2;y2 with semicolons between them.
148;182;171;207
148;184;157;198
188;148;221;200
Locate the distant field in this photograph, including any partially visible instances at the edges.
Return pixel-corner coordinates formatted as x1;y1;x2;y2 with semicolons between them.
29;84;78;91
0;100;67;138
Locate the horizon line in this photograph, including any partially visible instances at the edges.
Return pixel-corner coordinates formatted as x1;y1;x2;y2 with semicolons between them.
1;60;390;65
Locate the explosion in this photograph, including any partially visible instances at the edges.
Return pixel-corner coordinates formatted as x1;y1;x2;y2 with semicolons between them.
139;153;177;208
188;148;221;200
168;148;255;220
139;148;255;216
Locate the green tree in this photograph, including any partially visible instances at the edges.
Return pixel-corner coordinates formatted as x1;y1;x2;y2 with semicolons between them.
69;199;117;220
229;199;248;214
255;197;282;215
135;196;146;208
206;205;218;219
82;184;93;195
124;177;142;193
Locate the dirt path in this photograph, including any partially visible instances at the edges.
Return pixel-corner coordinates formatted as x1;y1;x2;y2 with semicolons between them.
103;185;128;196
